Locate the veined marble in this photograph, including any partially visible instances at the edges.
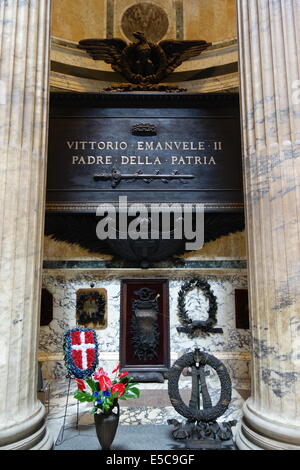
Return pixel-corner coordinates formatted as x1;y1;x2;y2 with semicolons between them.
39;270;250;408
236;0;300;450
0;0;53;450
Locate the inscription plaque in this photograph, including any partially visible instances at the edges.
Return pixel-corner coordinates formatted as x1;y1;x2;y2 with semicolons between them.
46;93;243;213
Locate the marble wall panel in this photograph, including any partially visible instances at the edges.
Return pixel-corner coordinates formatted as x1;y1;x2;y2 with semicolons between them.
52;0;106;41
51;0;237;43
183;0;237;43
39;271;250;389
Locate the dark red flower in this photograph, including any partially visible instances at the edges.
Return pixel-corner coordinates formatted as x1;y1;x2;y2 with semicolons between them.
72;350;83;369
85;331;95;343
99;375;113;391
86;349;95;369
71;331;81;345
75;379;85;391
118;371;129;378
112;363;120;374
112;383;126;398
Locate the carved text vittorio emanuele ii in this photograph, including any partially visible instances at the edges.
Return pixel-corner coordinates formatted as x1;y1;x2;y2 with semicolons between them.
67;140;222;166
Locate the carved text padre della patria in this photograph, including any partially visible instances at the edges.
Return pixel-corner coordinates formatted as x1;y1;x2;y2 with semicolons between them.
67;140;221;166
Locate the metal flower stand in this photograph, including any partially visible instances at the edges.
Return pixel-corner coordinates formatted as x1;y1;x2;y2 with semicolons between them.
55;374;80;446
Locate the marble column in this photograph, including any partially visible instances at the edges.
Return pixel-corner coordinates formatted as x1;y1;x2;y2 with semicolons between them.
0;1;53;449
236;0;300;450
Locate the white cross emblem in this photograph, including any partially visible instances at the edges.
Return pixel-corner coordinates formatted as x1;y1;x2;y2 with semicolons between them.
72;331;95;369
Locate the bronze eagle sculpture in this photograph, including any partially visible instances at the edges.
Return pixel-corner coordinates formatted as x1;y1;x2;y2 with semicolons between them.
78;31;211;85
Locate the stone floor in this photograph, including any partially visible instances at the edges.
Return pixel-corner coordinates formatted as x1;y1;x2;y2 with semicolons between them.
54;424;236;451
54;424;178;451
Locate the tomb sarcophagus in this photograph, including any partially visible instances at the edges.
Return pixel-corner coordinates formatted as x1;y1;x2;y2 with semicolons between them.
45;93;244;263
46;93;243;212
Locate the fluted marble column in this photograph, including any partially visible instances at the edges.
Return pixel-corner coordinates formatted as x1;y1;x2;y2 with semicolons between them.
0;1;53;449
236;0;300;450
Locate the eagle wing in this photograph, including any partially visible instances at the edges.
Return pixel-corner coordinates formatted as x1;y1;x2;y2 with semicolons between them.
78;38;128;74
159;40;211;77
159;40;211;61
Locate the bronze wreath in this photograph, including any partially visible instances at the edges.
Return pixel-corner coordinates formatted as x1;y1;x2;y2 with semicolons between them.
177;278;222;337
77;292;106;325
168;351;232;422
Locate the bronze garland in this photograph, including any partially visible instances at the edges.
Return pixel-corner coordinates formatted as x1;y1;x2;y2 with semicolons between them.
177;278;223;337
77;291;106;325
168;351;232;423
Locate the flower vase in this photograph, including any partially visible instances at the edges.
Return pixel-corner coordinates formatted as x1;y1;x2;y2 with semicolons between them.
94;403;120;450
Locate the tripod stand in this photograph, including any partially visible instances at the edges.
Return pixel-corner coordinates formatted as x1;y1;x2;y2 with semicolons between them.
55;375;80;446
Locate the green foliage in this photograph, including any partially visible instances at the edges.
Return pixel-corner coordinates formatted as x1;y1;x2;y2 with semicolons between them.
74;390;95;402
127;382;139;388
124;387;140;399
128;387;140;397
86;378;97;393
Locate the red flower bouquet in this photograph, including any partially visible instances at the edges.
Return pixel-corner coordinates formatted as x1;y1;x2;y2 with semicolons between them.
73;363;140;414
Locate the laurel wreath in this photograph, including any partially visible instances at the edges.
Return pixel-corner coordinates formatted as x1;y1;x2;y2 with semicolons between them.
168;350;232;422
77;292;106;325
177;278;218;337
